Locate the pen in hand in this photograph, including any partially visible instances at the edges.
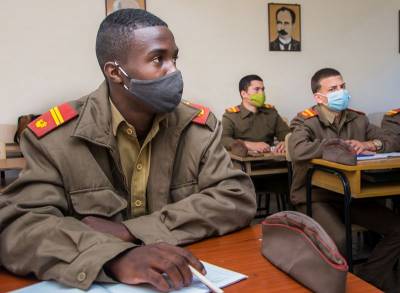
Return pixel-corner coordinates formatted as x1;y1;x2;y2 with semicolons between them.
189;265;224;293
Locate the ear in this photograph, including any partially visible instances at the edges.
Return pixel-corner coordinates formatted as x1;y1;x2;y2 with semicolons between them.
104;62;123;84
240;90;247;99
314;92;326;104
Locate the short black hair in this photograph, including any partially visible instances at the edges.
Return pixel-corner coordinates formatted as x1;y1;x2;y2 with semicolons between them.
311;68;342;93
276;6;296;24
239;75;263;94
96;9;167;70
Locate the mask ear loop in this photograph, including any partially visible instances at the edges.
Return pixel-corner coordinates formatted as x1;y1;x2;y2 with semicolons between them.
114;61;130;91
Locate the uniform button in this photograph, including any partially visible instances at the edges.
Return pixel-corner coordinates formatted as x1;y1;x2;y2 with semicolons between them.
134;200;143;207
136;163;143;171
126;128;133;135
77;272;86;282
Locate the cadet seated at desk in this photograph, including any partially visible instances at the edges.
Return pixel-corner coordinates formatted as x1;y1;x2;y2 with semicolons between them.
289;67;400;292
221;74;290;154
0;9;256;291
381;108;400;138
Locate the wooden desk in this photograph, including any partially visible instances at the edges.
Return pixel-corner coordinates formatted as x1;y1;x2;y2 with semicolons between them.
309;158;400;198
0;225;379;293
6;143;22;158
0;158;25;188
306;157;400;271
229;152;287;176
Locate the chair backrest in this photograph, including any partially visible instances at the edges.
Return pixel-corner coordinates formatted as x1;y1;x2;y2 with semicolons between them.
367;112;385;127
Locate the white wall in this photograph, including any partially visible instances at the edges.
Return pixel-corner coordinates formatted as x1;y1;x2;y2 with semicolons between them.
0;0;105;124
1;0;399;126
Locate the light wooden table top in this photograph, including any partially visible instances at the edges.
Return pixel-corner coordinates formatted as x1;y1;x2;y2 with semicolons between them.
311;157;400;171
0;157;25;171
0;225;379;292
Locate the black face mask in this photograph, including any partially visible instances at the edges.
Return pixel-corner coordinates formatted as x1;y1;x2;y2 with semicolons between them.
278;29;288;36
115;62;183;113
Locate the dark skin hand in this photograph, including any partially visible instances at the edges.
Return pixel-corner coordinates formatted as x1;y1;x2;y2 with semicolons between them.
82;215;205;292
106;243;205;292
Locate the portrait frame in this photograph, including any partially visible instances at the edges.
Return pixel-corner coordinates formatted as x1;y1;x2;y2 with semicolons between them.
268;3;301;52
106;0;146;16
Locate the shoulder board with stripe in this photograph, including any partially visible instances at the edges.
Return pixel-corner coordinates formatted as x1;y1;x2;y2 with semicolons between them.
263;103;274;109
386;108;400;116
225;106;240;113
182;101;210;125
28;103;78;138
299;108;318;119
347;108;365;115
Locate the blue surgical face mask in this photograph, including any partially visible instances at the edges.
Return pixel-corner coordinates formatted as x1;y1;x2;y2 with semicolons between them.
319;89;351;112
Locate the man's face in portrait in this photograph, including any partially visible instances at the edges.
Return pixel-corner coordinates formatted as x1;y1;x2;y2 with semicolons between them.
276;10;294;40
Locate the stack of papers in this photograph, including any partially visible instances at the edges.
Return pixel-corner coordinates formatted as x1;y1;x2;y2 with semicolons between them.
357;152;400;161
11;261;247;293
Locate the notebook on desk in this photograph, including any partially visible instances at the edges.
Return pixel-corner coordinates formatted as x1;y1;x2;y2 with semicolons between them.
11;261;247;293
357;152;400;161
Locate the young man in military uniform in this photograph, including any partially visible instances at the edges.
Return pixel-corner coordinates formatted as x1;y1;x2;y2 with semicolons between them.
382;108;400;148
0;9;256;291
289;68;400;291
221;74;290;154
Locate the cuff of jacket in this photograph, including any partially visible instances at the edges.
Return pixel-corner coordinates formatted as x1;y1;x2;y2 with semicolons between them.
59;241;135;289
122;213;178;245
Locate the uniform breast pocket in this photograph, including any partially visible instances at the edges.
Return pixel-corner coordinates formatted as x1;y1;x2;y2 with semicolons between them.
235;123;251;136
69;188;127;217
170;180;199;202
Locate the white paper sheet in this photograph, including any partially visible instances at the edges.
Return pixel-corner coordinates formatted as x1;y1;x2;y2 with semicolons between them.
11;261;247;293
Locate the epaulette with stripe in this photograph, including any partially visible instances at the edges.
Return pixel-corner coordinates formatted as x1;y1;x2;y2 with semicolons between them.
225;106;240;113
263;103;274;109
28;103;78;138
386;108;400;117
299;108;318;119
182;101;210;125
347;108;365;115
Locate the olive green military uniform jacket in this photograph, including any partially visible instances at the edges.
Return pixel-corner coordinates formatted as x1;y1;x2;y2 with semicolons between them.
0;82;256;289
382;109;400;136
289;104;398;205
221;104;290;149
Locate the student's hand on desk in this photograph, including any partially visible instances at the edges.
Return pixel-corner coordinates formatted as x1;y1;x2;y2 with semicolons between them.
82;216;135;243
274;141;286;153
244;141;270;153
344;140;376;155
105;243;205;292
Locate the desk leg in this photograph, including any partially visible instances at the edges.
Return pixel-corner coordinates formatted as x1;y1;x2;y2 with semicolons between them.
306;167;315;217
343;183;353;272
0;171;5;186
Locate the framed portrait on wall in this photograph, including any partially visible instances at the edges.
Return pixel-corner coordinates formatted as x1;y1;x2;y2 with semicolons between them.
268;3;301;51
106;0;146;16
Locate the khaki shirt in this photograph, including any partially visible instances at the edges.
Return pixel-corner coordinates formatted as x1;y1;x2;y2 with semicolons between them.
110;100;165;217
289;104;398;204
0;82;256;289
221;103;290;148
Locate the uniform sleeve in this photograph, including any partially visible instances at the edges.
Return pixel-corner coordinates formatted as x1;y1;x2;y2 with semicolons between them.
365;116;400;152
289;115;335;161
0;131;135;289
382;115;400;136
122;122;257;245
221;114;236;149
274;112;290;142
